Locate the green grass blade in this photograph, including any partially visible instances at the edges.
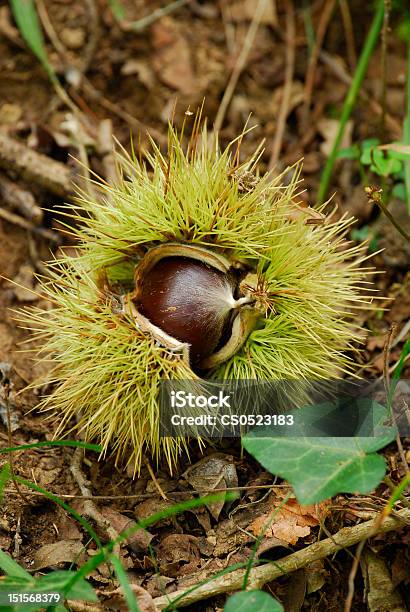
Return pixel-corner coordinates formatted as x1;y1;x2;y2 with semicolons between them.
404;43;410;213
317;0;385;204
0;462;11;504
0;548;31;580
108;0;126;21
0;440;102;454
110;554;140;612
9;0;55;80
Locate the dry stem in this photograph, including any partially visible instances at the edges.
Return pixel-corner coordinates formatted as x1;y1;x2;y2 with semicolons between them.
269;0;295;169
153;507;410;609
0;132;73;197
214;0;269;133
70;448;120;557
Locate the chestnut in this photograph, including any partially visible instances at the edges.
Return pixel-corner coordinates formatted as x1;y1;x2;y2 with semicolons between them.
132;243;258;367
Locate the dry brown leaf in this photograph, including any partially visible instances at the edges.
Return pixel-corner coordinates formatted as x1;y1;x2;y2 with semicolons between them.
151;18;197;95
249;493;329;545
105;584;156;612
32;540;85;570
100;507;153;552
182;453;238;520
157;533;200;565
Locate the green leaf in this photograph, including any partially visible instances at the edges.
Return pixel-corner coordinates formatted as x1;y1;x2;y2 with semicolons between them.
111;555;140;612
360;138;380;164
37;571;98;602
337;145;360;160
372;154;402;176
0;549;32;580
0;462;11;503
242;402;396;504
10;0;55;79
224;590;283;612
360;143;403;176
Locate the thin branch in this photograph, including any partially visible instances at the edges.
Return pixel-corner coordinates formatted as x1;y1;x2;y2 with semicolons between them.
269;0;295;169
214;0;269;133
380;0;391;137
153;507;410;609
303;0;336;120
0;131;73;197
338;0;357;70
70;448;120;556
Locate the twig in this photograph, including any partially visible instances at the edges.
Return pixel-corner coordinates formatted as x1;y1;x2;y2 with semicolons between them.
70;448;120;556
13;514;22;558
344;539;366;612
153;507;410;609
0;171;43;223
1;364;29;505
82;0;100;73
269;0;295;169
317;0;385;204
0;207;61;243
3;482;287;501
302;0;336;121
97;119;118;188
0;132;73;197
338;0;357;71
37;0;99;76
214;0;269;133
121;0;191;32
80;77;165;144
35;0;66;58
145;458;169;501
380;0;391;138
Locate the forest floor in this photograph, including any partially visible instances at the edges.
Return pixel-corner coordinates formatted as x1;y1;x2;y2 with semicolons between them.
0;1;409;610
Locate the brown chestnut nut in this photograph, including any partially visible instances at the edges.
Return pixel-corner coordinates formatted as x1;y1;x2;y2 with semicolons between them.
137;256;241;363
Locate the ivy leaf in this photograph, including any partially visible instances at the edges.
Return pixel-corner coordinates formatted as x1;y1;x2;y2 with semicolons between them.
224;590;283;612
242;401;396;504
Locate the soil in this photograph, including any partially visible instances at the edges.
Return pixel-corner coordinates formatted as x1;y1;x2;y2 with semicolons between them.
0;1;410;611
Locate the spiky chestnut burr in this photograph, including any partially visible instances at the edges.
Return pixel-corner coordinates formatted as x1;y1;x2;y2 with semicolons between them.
23;121;375;473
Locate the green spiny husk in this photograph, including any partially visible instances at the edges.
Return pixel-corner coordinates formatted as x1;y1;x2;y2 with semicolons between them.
23;122;376;473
